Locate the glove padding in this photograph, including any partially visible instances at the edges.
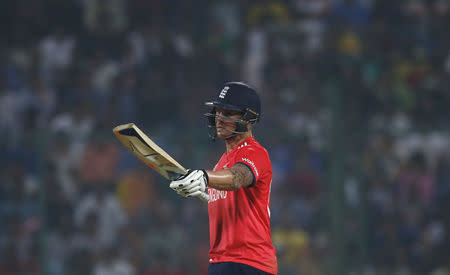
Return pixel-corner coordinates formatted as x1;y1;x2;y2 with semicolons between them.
170;170;209;202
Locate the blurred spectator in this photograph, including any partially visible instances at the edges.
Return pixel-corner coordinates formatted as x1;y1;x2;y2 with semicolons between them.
329;0;373;28
397;151;435;207
28;76;56;129
93;246;136;275
78;138;120;183
74;185;127;247
38;26;76;85
113;73;140;124
243;27;268;89
246;0;291;27
47;132;81;200
83;0;127;34
46;215;74;275
116;168;155;217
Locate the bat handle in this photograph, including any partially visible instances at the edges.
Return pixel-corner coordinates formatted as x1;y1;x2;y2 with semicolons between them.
199;192;210;202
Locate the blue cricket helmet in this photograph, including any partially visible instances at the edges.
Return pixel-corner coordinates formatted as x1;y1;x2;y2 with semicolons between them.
204;82;261;140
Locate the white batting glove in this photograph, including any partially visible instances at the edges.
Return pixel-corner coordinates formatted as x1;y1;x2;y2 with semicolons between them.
170;170;209;202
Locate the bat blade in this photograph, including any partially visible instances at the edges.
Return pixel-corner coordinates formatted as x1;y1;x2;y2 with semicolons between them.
113;123;187;180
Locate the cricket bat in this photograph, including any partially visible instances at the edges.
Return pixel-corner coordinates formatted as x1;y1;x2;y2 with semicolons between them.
113;123;188;180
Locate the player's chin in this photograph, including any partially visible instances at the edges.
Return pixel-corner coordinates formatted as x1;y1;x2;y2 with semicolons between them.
216;130;225;139
216;128;231;139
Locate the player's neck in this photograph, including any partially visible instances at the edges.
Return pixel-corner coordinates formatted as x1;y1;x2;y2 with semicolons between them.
225;131;252;153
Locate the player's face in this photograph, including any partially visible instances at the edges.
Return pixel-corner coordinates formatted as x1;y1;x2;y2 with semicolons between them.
215;108;242;139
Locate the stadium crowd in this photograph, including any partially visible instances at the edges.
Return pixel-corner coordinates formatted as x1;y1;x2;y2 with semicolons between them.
0;0;449;274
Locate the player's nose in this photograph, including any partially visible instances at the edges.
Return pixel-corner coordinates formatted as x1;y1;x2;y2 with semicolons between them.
215;113;226;123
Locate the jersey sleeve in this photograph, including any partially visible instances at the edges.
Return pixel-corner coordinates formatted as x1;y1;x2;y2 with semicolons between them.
234;146;269;186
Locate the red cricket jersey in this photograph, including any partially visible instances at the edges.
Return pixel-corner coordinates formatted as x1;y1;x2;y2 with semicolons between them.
208;136;277;274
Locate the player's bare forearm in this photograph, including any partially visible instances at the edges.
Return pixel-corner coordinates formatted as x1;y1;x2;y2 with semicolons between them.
206;163;253;190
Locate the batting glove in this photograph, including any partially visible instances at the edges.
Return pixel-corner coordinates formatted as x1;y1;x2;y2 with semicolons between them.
170;170;209;202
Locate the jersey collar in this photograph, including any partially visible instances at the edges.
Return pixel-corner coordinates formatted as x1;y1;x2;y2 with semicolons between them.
226;136;255;155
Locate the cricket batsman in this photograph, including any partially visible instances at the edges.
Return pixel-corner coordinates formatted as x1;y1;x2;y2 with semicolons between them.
170;82;277;275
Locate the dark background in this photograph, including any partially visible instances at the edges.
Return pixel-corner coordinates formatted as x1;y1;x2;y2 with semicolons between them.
1;0;449;274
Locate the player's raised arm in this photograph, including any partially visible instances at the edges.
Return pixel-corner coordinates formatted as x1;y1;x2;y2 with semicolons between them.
169;163;253;198
205;163;254;190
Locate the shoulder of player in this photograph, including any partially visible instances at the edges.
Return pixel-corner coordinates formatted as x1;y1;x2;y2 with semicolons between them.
235;141;272;179
236;140;270;159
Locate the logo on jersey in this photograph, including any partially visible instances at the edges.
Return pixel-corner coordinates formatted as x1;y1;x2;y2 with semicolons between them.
208;189;228;203
241;158;259;177
219;86;229;99
237;142;248;149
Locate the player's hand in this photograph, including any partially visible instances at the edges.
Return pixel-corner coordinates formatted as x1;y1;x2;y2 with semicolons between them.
170;170;209;202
